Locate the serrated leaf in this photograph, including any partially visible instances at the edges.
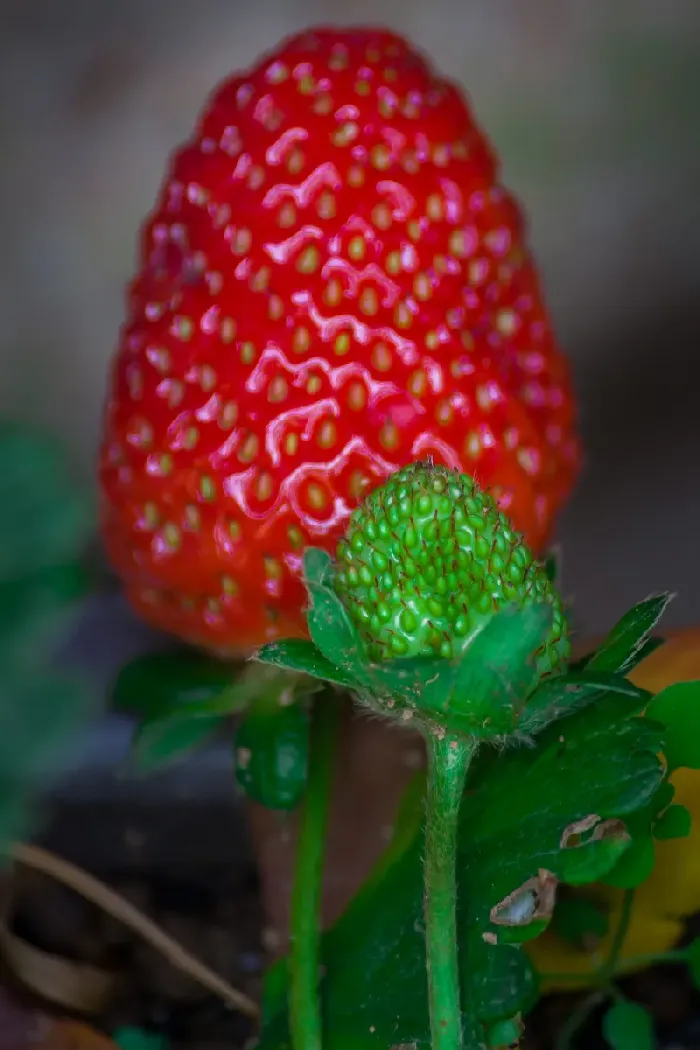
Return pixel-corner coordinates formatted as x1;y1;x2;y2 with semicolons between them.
653;803;691;840
602;1000;655;1050
258;681;664;1049
586;594;673;676
302;549;370;683
235;701;309;811
253;638;359;690
646;680;700;770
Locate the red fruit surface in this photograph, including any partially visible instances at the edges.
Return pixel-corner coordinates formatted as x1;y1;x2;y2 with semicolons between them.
99;26;580;655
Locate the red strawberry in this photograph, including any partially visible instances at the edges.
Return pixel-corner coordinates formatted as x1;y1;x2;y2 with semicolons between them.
99;26;580;656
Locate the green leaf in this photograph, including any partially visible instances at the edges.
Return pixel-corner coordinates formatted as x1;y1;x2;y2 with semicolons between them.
258;680;664;1049
551;894;610;947
253;638;359;690
653;803;691;840
0;421;93;581
234;699;309;810
684;938;700;989
302;549;369;683
112;650;242;720
586;594;673;675
646;680;700;770
602;1000;655;1050
132;712;224;770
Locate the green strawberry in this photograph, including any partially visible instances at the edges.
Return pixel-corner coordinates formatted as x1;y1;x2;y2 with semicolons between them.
334;460;569;674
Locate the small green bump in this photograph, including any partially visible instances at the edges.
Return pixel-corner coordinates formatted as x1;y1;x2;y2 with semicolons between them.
377;601;393;624
351;531;364;553
365;520;378;541
417;494;433;515
358;565;373;586
389;633;409;655
400;607;418;633
399;498;413;519
372;549;388;571
427;596;443;618
439;638;453;659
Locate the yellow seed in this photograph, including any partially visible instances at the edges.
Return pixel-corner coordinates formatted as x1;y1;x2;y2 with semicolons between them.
407;220;421;242
370;144;391;170
313;93;332;115
159;454;173;475
360;287;379;316
264;555;283;579
347;382;367;411
297;245;320;274
449;230;470;258
408;370;427;396
185;504;200;529
355;78;371;96
334;332;351;356
200;475;216;500
426;330;439;350
220;317;237;342
228;518;241;540
306;483;327;511
435;400;453;426
379;421;400;451
268;294;284;320
395;302;413;329
238;433;259;463
200;364;217;391
143;502;159;529
324;278;343;307
219;401;239;429
240;341;256;364
182;426;199;449
332;123;359;147
247;166;265;190
163;523;180;549
426;194;444;220
221;574;239;596
372;343;392;372
316;192;336;219
287;148;304;175
285;433;300;456
171;316;193;341
298;74;315;95
372;203;392;230
432;144;450;167
413;274;432;301
293;327;310;354
465;432;481;459
348;470;370;500
318;420;337;448
251;266;270;291
347;165;365;187
306;375;322;395
256;472;274;500
385;251;402;274
348;236;366;261
268;376;289;403
278;202;296;228
287;525;304;549
232;228;252;255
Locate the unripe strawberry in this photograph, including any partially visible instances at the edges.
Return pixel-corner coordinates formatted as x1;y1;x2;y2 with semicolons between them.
334;460;569;673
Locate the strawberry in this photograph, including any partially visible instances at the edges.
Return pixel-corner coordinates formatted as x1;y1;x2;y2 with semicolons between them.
334;461;569;668
99;26;580;656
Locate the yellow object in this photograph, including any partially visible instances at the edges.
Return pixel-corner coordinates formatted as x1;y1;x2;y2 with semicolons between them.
526;628;700;990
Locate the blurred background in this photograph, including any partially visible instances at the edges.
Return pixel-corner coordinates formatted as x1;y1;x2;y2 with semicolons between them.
2;0;700;637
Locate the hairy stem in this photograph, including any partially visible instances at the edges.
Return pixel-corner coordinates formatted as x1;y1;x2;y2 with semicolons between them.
289;692;339;1050
424;731;477;1050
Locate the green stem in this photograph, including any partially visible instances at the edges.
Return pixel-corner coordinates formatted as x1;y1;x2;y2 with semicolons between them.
424;731;477;1050
601;889;635;981
289;693;339;1050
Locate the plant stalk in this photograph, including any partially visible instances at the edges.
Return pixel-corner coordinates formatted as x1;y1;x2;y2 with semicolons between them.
424;731;477;1050
289;692;339;1050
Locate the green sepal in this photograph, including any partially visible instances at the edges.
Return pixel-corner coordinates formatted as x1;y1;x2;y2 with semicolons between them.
234;690;311;811
520;670;652;734
303;549;371;685
582;593;673;675
253;638;359;690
